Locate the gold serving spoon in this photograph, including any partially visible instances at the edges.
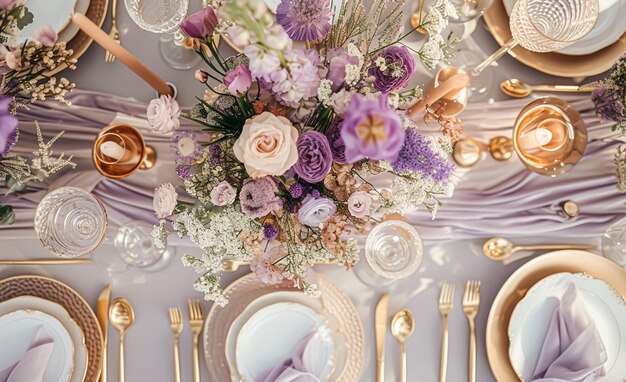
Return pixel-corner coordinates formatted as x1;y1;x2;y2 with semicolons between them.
483;237;596;261
410;0;428;34
500;79;595;98
391;309;415;382
110;298;135;382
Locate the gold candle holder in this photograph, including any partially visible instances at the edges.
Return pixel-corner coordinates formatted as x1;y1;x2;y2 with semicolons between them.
513;97;587;177
93;124;157;179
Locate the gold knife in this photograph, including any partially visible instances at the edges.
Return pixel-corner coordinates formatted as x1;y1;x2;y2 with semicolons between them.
375;293;390;382
97;285;112;382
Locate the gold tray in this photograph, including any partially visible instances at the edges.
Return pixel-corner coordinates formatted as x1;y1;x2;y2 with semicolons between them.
0;275;104;382
486;250;626;381
203;273;365;381
47;0;109;76
483;1;626;79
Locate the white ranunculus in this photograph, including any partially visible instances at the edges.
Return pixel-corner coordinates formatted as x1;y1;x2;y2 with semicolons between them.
153;183;178;218
147;95;180;134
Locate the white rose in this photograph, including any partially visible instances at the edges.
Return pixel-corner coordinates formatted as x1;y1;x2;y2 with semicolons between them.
147;95;180;134
233;112;299;178
153;183;178;218
347;191;377;219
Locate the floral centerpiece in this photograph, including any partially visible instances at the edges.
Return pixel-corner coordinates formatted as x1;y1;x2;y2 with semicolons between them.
151;0;459;305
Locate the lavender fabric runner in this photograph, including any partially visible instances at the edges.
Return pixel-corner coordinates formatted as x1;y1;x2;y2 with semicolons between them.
1;90;624;243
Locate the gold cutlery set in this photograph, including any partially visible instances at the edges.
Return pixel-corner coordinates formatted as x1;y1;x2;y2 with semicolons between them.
374;282;481;382
105;0;121;62
169;300;205;382
97;285;135;382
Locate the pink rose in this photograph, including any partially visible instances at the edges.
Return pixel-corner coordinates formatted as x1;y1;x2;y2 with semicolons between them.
210;181;237;206
347;191;376;219
223;64;252;94
33;26;58;47
147;95;180;134
5;50;21;70
233;112;299;178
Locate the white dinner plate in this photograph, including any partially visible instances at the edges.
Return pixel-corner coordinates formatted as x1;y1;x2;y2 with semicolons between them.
0;310;74;382
17;0;89;45
503;0;626;56
508;272;626;381
235;302;336;382
0;296;88;382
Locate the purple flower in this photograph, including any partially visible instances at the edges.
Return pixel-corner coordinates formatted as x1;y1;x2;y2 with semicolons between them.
240;177;283;218
310;189;321;198
263;223;279;240
170;131;202;165
288;182;304;198
175;165;191;180
369;45;416;93
293;131;332;183
276;0;332;41
298;195;336;227
592;87;625;124
224;64;252;95
180;6;218;39
33;26;58;47
340;94;405;163
390;129;454;184
209;144;221;165
0;97;18;156
326;48;360;91
325;118;346;164
0;0;18;9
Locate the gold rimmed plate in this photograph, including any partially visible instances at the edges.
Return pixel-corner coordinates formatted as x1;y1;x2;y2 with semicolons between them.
486;250;626;381
483;0;626;78
0;275;103;382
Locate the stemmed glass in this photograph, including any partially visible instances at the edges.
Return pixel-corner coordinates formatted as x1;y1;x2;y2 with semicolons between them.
472;0;599;76
124;0;200;70
602;224;626;269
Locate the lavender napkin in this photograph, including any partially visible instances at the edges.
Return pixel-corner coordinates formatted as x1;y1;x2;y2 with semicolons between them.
259;330;323;382
532;283;608;382
0;326;55;382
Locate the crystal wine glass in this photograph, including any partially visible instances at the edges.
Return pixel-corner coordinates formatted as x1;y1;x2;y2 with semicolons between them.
124;0;200;69
472;0;599;76
34;187;108;258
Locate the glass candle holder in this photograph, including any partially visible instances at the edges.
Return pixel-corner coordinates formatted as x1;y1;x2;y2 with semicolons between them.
513;97;587;176
93;124;156;178
364;220;424;280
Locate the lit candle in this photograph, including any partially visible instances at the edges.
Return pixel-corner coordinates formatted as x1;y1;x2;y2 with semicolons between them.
71;13;172;96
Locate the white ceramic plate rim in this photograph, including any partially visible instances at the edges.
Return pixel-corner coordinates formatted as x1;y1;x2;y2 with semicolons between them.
235;302;335;381
0;296;88;382
508;272;626;381
502;0;626;56
0;309;74;382
17;0;79;44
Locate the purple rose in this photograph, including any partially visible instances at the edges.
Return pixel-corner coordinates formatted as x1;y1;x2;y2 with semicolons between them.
0;96;18;156
340;93;405;163
180;6;218;39
369;45;416;93
325;118;346;164
293;131;333;183
326;48;360;91
224;64;252;95
298;195;336;227
240;177;283;218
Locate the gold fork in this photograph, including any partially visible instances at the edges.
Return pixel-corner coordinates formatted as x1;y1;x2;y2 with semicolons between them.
188;299;204;382
168;307;183;382
438;283;454;382
105;0;120;62
463;280;481;382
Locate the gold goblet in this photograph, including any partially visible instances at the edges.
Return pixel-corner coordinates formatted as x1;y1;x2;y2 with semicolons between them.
513;97;587;177
93;124;157;179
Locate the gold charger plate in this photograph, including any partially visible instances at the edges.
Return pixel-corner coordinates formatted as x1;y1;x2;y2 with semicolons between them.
483;1;626;78
486;250;626;381
0;275;103;382
203;273;365;381
46;0;108;76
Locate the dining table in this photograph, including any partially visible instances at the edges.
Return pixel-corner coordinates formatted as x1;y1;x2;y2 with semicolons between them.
0;1;624;382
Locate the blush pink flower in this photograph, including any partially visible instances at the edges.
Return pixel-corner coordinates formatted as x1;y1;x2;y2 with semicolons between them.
5;50;21;70
250;240;285;285
33;26;58;47
223;64;252;95
147;95;181;134
210;181;237;206
180;6;218;39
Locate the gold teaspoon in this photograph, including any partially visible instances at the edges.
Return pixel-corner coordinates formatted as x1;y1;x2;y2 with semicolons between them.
500;79;595;98
410;0;427;34
483;237;596;261
109;298;135;382
391;309;415;382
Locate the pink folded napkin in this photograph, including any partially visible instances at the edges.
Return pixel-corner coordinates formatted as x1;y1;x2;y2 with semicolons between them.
532;283;608;382
0;326;55;382
259;330;323;382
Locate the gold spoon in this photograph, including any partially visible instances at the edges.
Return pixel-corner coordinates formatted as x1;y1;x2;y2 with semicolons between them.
391;309;415;382
500;79;595;98
483;237;596;261
410;0;428;34
109;298;135;382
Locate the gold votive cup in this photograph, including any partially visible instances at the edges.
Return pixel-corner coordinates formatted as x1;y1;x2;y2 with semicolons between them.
93;124;157;179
